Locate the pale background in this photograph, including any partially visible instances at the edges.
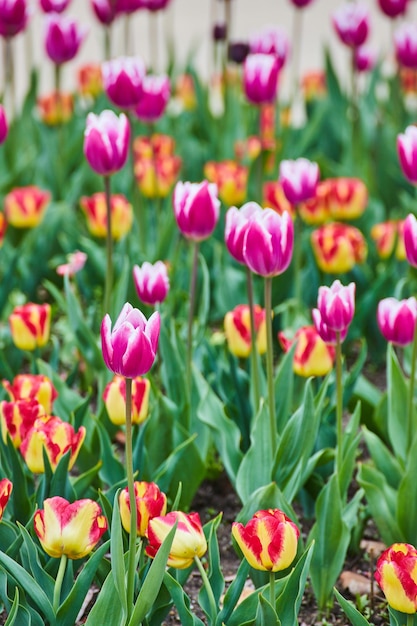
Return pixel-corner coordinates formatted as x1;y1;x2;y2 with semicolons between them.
7;0;417;104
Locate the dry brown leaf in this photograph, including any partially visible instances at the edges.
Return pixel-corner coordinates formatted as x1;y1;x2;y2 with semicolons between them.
339;571;371;596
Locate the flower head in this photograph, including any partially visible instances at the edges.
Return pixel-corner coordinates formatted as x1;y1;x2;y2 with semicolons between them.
80;192;133;240
9;303;51;351
3;374;58;414
119;481;167;536
311;222;367;273
225;202;263;264
0;0;30;37
375;543;417;614
84;110;130;177
5;186;51;229
44;13;87;64
249;26;289;70
0;479;12;520
377;297;417;347
332;3;370;48
243;53;280;105
135;74;170;123
279;325;335;376
316;279;356;333
0;398;46;448
146;511;207;569
133;261;169;306
102;56;146;109
173;180;220;242
243;208;294;277
103;375;150;425
279;158;319;205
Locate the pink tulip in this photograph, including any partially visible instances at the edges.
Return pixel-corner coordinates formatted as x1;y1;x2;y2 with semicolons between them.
91;0;117;25
132;261;170;306
173;180;220;241
115;0;146;13
354;44;377;73
279;158;320;205
143;0;171;10
377;297;417;346
397;126;417;184
290;0;314;6
135;74;170;123
378;0;408;18
101;303;160;378
56;250;87;277
102;56;146;109
44;13;87;64
0;0;30;37
403;213;417;267
39;0;71;13
0;105;8;144
316;280;355;332
243;53;280;105
84;110;130;177
225;201;263;264
332;3;370;48
249;26;289;70
243;209;294;277
395;23;417;69
312;308;348;345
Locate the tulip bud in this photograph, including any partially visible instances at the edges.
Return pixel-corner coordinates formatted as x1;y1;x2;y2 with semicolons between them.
279;158;320;205
135;74;170;123
9;303;51;351
39;0;71;12
224;304;266;358
0;478;12;520
249;26;289;70
290;0;314;6
232;509;299;571
279;325;335;377
395;23;417;70
228;41;250;65
327;177;368;220
243;53;280;105
91;0;117;25
0;0;30;37
119;481;167;536
5;186;51;229
133;261;169;306
34;496;108;559
143;0;171;11
377;297;417;346
262;182;295;218
316;279;356;333
312;308;348;345
354;44;377;73
204;160;248;207
311;222;367;273
116;0;146;13
44;13;87;65
403;213;417;267
0;105;8;143
173;180;220;242
371;219;405;260
80;192;133;240
146;511;207;569
332;3;370;48
103;375;150;425
102;56;146;109
375;543;417;614
398;126;417;184
37;91;74;125
0;398;46;448
84;110;130;177
225;202;263;264
243;208;294;277
3;374;58;414
101;303;160;378
378;0;408;18
56;250;87;277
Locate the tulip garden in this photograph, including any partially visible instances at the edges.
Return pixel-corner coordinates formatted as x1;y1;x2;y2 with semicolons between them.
3;0;417;624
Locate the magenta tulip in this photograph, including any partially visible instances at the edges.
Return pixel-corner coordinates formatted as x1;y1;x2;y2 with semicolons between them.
243;209;294;277
377;297;417;346
115;0;146;13
91;0;117;25
101;303;160;378
44;13;87;64
290;0;314;6
378;0;408;18
143;0;171;10
225;202;263;265
395;23;417;69
84;110;130;177
403;213;417;267
332;3;370;48
397;126;417;184
0;0;29;37
135;74;170;123
243;53;280;105
354;44;377;73
0;105;8;144
249;26;289;70
316;280;355;332
132;261;170;306
39;0;71;13
312;308;348;345
173;180;220;242
279;158;320;205
102;56;146;109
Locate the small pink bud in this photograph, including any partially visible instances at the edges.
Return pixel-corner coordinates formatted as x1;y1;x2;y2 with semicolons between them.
132;261;170;306
173;180;220;242
84;110;130;177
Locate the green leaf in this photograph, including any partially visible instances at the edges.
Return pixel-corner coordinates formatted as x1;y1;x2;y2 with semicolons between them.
275;543;315;625
362;427;403;489
195;252;210;338
84;567;124;626
158;321;186;411
334;588;371;625
215;559;250;626
163;572;205;626
387;343;409;463
255;594;281;626
4;588;19;626
397;435;417;545
110;494;128;619
274;345;295;434
199;514;223;619
18;525;55;600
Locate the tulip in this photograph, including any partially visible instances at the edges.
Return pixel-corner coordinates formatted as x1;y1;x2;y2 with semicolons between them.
243;53;280;105
279;158;320;205
279;326;335;377
133;134;181;199
102;56;146;109
371;219;406;261
232;509;299;572
403;213;417;267
101;303;160;378
34;496;107;559
301;70;327;102
204;160;248;207
20;415;86;473
290;0;314;6
249;26;289;70
80;192;133;241
400;67;417;96
378;0;409;17
174;73;196;111
77;63;103;98
312;308;348;345
119;481;167;536
103;375;150;425
116;0;146;13
132;261;169;307
224;304;266;358
332;3;370;48
354;44;377;73
262;182;294;218
327;177;368;220
135;74;170;123
84;110;130;177
316;279;355;333
146;511;207;569
0;213;7;247
44;13;87;65
395;23;417;70
5;186;50;229
375;543;417;614
3;374;58;414
91;0;117;25
39;0;71;12
298;180;331;225
0;0;29;37
225;202;263;264
37;91;73;125
173;180;220;242
0;398;45;448
0;105;8;143
243;208;294;278
142;0;171;10
56;250;87;277
377;297;417;347
9;303;51;351
311;223;367;274
0;478;12;520
398;126;417;184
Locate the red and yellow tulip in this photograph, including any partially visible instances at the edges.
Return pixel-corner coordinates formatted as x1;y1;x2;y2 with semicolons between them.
119;481;167;536
0;478;12;521
146;511;207;569
375;543;417;614
298;180;331;225
311;222;367;273
327;177;368;220
9;303;51;351
278;325;335;377
301;70;327;101
263;181;295;218
371;219;406;261
224;304;267;358
37;92;74;125
80;192;133;240
0;212;7;246
133;134;182;199
5;186;51;229
77;62;103;98
3;374;58;414
0;398;46;448
103;375;150;426
204;160;248;207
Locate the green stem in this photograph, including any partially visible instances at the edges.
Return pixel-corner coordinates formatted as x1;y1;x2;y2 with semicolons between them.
125;377;137;621
269;570;275;611
194;555;217;625
104;26;111;60
407;327;417;451
336;331;343;479
186;241;199;413
53;554;68;612
104;175;113;316
246;267;260;410
407;614;414;626
264;276;277;449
